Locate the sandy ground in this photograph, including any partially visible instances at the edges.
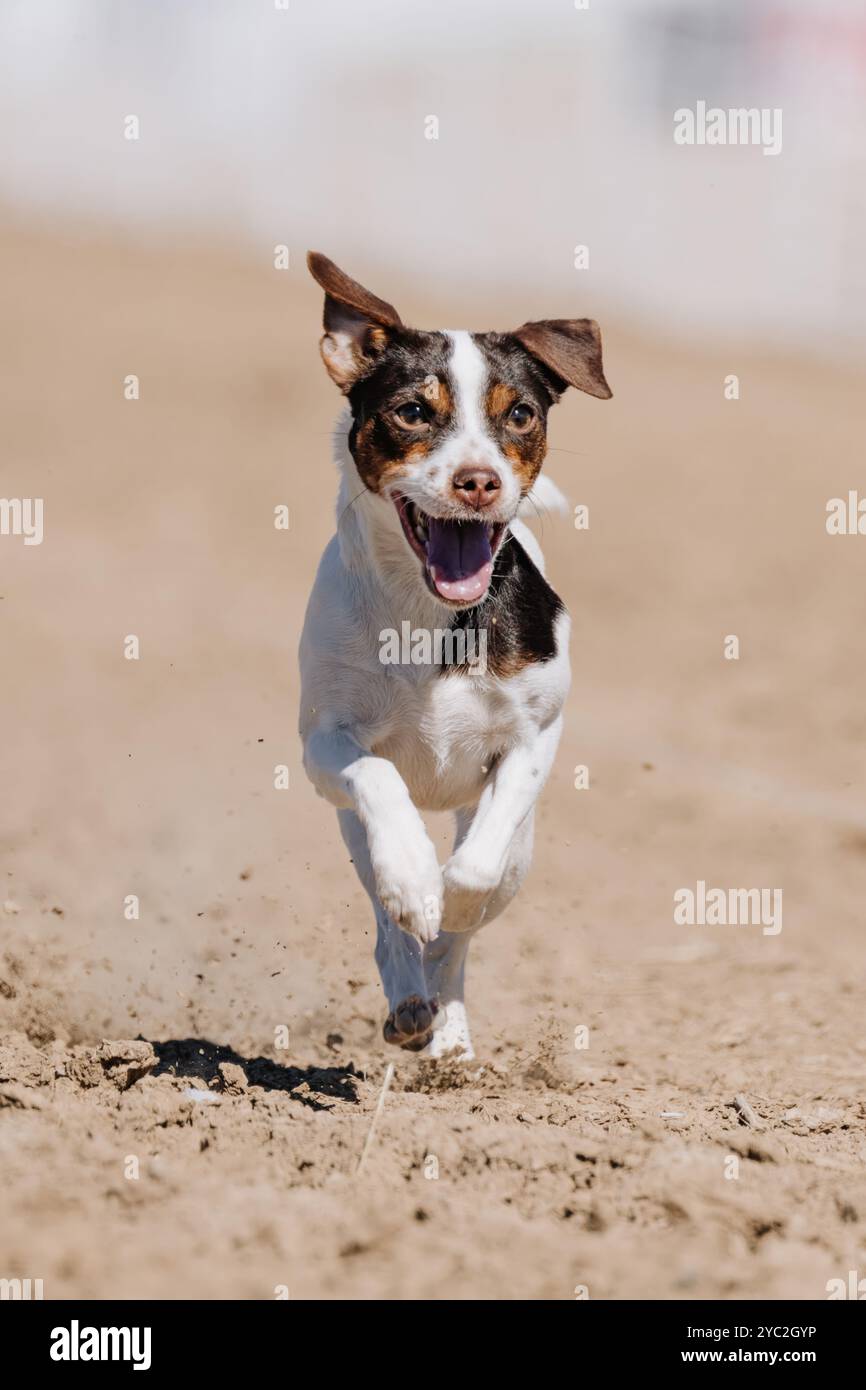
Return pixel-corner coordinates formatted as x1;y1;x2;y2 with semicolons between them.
1;221;865;1300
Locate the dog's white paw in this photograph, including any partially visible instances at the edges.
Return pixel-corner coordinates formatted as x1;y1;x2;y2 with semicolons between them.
423;1001;474;1060
369;830;443;944
440;850;500;933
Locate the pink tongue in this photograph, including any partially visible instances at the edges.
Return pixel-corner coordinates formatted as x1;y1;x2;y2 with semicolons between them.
427;518;493;603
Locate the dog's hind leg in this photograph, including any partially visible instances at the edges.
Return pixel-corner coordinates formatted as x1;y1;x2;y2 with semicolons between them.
338;809;439;1051
422;929;476;1059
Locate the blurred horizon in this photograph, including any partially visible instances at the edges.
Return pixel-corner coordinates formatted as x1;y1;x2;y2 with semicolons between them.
2;0;866;357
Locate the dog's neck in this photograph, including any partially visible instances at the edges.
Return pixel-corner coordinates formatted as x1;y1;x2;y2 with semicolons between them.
333;412;450;631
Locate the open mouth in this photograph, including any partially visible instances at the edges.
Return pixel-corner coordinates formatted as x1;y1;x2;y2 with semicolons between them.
394;496;507;605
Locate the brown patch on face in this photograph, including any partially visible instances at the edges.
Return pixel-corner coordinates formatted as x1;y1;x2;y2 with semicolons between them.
352;417;435;493
502;437;546;492
480;365;550;495
486;381;519;418
405;440;434;461
343;328;456;491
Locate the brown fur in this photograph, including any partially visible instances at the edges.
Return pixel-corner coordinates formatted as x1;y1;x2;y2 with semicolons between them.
502;438;546;492
307;252;402;329
485;381;519;418
513;319;611;399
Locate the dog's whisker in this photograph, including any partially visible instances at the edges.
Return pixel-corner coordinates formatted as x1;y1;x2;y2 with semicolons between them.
336;488;368;532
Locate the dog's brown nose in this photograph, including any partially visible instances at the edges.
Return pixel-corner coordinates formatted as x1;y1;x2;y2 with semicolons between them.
451;464;501;511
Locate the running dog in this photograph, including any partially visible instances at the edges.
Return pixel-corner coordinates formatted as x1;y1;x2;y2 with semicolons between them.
299;253;611;1057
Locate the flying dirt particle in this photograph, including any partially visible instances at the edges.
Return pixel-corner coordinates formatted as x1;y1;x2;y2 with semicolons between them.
339;1241;368;1258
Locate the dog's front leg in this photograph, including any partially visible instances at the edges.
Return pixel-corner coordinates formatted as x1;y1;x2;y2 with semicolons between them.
304;728;443;943
442;715;563;932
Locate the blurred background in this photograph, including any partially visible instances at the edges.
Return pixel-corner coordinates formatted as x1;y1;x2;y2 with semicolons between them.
1;0;865;1301
2;0;866;348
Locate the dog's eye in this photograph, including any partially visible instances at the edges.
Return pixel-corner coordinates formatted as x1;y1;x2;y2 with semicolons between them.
394;401;428;430
508;402;535;432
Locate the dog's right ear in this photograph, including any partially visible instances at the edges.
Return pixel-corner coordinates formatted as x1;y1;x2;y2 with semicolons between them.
307;252;403;392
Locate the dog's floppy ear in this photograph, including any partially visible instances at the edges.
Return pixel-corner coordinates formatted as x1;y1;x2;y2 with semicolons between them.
307;251;403;392
513;318;612;400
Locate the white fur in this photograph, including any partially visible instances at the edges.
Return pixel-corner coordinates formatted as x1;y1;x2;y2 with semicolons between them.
299;388;570;1059
519;472;569;518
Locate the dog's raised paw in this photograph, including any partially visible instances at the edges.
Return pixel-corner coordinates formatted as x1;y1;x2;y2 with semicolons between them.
383;994;440;1050
369;832;443;943
440;853;500;933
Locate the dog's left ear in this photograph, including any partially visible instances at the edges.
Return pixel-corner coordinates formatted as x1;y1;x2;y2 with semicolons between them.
307;251;403;392
513;318;612;400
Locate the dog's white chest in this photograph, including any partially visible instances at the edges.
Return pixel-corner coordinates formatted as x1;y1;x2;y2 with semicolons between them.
371;669;525;812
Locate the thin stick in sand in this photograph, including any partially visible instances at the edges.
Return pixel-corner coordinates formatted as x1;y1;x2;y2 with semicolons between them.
733;1093;762;1129
357;1062;395;1174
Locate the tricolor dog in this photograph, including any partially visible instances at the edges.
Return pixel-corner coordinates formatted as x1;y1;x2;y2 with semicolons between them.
299;254;611;1058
